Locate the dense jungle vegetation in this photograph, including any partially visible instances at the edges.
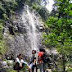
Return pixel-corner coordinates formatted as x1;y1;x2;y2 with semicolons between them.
43;0;72;72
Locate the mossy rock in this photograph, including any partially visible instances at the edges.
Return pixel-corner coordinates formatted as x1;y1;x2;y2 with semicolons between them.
10;70;16;72
5;69;16;72
67;67;72;72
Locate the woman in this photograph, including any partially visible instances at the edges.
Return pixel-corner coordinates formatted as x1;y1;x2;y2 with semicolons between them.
29;50;37;72
14;54;29;72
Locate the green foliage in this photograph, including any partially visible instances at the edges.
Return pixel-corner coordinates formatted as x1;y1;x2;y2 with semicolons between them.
67;67;72;72
44;15;72;54
0;20;4;39
31;0;49;20
43;0;72;71
0;0;29;19
21;64;29;72
38;7;49;20
43;32;58;47
6;69;16;72
55;0;72;18
9;70;16;72
32;3;40;11
0;20;7;55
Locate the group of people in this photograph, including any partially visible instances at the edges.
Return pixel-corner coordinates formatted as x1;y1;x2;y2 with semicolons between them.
14;48;48;72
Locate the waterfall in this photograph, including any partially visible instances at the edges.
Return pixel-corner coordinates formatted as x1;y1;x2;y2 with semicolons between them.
16;5;43;58
4;5;44;59
22;6;38;50
20;5;43;57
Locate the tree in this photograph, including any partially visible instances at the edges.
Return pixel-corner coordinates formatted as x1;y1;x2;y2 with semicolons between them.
43;0;72;72
38;7;49;20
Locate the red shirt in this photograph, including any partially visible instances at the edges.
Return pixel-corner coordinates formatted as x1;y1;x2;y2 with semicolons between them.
38;52;44;63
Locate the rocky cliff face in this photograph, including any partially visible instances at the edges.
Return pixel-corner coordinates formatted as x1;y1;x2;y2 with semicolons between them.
3;5;44;60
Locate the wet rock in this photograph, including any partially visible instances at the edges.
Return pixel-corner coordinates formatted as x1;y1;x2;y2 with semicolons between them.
8;26;15;35
1;61;8;68
46;69;52;72
0;69;6;72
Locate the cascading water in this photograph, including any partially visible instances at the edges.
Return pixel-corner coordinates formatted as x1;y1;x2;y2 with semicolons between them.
22;5;38;50
21;5;43;57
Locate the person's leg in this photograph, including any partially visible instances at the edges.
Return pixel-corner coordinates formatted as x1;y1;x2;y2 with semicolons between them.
33;66;37;72
32;65;37;72
32;66;34;72
40;63;44;72
17;70;20;72
43;63;46;72
36;66;37;72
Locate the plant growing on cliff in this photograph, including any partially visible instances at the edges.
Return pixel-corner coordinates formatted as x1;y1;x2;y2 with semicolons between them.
0;20;8;55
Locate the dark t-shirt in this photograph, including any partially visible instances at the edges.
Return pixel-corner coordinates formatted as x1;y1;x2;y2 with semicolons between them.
30;55;36;64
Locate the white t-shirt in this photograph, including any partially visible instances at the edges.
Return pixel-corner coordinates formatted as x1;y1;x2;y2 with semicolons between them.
16;58;28;65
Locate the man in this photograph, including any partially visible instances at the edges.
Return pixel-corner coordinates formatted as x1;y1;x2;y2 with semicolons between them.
38;48;45;72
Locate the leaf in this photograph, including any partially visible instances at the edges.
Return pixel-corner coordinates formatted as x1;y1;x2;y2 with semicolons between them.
69;10;72;16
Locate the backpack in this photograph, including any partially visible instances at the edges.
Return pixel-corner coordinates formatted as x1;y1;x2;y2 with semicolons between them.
43;53;51;63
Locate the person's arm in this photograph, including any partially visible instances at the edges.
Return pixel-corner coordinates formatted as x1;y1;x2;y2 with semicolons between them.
21;59;28;66
21;60;31;70
24;61;28;65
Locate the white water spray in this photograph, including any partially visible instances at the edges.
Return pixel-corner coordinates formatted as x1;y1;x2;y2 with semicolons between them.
21;5;42;56
26;6;37;50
